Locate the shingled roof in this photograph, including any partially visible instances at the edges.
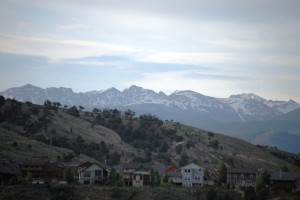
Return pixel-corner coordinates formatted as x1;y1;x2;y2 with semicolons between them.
227;168;258;174
270;172;300;181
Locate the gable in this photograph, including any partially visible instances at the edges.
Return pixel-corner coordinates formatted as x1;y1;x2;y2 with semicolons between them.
83;164;103;172
183;163;203;170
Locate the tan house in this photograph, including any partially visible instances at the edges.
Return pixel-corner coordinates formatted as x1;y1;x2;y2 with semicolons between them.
115;163;164;187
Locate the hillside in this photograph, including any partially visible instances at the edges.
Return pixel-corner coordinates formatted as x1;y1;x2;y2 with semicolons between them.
0;96;299;171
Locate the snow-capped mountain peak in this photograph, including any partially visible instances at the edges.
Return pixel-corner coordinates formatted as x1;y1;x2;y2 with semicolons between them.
229;93;265;102
1;84;299;125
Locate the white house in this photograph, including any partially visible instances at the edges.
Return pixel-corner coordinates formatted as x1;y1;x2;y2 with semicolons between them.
78;162;108;184
181;163;204;187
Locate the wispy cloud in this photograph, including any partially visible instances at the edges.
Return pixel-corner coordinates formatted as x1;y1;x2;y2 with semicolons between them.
56;24;89;31
139;52;238;65
0;34;134;59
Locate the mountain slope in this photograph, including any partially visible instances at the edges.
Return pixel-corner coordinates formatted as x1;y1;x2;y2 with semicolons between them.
0;98;299;171
205;110;300;153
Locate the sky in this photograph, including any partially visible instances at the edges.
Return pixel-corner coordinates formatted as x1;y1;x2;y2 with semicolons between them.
0;0;300;102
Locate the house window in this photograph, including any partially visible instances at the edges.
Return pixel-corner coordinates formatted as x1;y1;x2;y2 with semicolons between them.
241;174;244;178
250;174;253;178
187;169;190;173
185;169;188;173
95;170;102;176
84;171;91;177
199;169;201;172
234;174;237;178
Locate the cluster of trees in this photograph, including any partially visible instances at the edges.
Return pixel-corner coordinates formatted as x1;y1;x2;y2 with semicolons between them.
91;109;177;154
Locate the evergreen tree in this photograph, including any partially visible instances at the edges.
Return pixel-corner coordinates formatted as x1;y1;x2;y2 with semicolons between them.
217;161;227;185
256;171;270;200
63;167;74;183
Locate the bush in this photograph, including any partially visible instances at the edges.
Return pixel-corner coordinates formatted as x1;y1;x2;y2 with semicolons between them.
206;188;217;200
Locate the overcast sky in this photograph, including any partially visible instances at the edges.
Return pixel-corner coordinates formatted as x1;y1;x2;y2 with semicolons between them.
0;0;300;102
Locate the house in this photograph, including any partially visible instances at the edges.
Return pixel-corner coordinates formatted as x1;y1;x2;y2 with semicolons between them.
181;163;204;187
78;162;108;184
270;171;300;192
227;168;258;189
0;162;21;185
20;161;64;182
208;168;219;183
20;161;44;179
43;161;64;181
115;163;152;187
165;166;178;174
166;170;182;185
164;166;182;185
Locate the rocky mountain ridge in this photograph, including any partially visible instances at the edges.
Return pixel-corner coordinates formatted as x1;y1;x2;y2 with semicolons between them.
1;84;299;126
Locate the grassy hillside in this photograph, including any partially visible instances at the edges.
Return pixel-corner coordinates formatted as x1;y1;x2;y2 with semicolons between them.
0;127;95;163
0;97;299;171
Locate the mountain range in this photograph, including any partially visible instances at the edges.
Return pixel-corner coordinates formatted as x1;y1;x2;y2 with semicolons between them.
1;84;300;153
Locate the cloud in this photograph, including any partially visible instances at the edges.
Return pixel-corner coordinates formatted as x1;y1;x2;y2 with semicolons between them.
207;39;260;49
127;69;248;97
0;34;134;59
139;52;238;65
56;24;89;31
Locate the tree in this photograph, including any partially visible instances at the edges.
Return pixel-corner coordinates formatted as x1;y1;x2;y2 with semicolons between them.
162;174;168;183
56;102;61;108
245;187;256;200
108;168;122;186
175;144;183;155
79;105;85;111
218;161;227;185
256;171;270;200
124;109;135;119
186;140;195;149
107;151;121;165
67;106;79;117
12;141;18;147
179;152;189;167
150;170;161;186
63;167;74;183
44;99;52;108
206;188;217;200
280;165;289;172
93;108;99;113
25;171;32;184
159;141;169;153
0;95;5;107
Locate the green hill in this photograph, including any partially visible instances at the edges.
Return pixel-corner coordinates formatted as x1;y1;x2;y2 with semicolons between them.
0;97;299;171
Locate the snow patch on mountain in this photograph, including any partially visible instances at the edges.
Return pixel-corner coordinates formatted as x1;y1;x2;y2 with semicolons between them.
1;84;299;124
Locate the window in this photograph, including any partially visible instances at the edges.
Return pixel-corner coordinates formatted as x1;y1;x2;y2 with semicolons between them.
250;174;253;178
185;169;188;173
84;171;91;177
187;169;190;173
241;174;244;178
234;174;237;178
